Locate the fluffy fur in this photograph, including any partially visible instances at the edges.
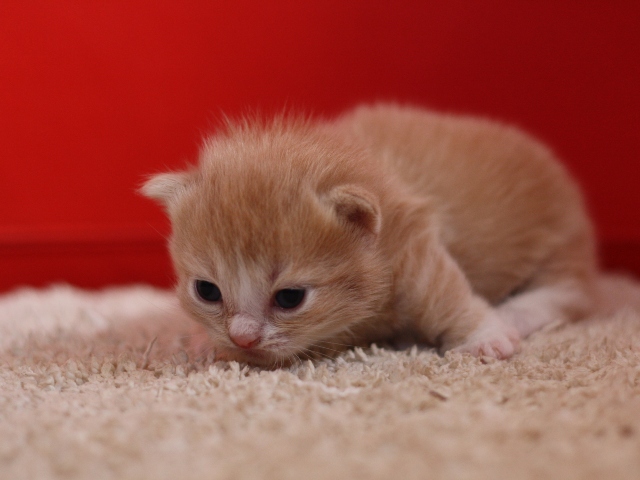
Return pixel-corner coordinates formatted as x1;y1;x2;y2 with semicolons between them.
143;104;597;366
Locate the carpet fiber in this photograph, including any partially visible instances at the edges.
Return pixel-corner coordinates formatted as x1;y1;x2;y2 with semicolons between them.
1;275;640;480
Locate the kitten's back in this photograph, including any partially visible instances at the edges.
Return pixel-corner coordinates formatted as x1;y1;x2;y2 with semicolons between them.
335;104;596;303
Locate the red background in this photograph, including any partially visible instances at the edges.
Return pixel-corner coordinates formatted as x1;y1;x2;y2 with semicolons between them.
1;1;639;291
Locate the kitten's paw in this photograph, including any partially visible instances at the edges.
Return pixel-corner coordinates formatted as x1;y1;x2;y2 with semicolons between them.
449;314;521;360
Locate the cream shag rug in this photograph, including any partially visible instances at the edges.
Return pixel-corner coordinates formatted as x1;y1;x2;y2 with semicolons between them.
1;275;640;480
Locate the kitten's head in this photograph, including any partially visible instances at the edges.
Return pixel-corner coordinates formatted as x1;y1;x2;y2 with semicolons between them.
143;118;391;366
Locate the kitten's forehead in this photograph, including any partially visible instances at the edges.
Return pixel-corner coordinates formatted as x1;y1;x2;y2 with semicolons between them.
175;171;339;264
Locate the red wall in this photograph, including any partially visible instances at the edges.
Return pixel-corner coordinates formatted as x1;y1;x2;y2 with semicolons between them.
1;1;639;291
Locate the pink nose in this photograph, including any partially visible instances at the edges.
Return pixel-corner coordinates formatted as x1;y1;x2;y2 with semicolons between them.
229;332;261;349
228;316;262;349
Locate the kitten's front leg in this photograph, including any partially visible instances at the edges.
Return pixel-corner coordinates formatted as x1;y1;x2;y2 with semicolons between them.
395;232;520;359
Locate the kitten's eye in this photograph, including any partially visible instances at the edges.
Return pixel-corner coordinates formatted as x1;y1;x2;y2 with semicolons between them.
274;288;306;309
195;280;222;302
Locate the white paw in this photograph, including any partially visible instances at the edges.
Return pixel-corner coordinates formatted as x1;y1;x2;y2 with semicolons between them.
450;314;521;360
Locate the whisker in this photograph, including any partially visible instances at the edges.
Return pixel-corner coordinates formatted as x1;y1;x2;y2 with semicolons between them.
292;353;303;367
314;340;355;349
298;346;335;362
310;345;343;355
296;349;310;362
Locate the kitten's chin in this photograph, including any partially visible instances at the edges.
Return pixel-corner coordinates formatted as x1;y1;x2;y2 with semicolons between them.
213;346;296;368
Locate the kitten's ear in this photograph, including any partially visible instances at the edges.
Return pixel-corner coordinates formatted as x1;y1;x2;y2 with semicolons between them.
140;171;194;209
327;185;381;238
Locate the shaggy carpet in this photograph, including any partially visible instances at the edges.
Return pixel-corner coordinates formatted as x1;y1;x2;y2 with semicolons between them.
1;275;639;480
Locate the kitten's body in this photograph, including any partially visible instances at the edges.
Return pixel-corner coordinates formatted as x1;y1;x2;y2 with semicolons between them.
144;104;597;366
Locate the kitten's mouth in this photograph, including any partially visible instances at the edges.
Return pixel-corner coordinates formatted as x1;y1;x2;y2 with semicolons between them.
214;346;291;367
211;334;344;367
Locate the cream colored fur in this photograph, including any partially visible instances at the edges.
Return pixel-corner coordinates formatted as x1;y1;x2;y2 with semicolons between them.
143;104;597;366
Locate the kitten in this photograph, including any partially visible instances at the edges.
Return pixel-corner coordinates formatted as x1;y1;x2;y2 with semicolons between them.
143;104;597;367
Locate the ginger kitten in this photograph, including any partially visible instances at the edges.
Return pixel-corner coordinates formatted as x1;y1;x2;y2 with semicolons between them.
143;104;597;366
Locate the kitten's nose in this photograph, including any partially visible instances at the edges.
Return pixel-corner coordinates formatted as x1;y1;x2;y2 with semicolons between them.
230;332;261;349
228;316;262;349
